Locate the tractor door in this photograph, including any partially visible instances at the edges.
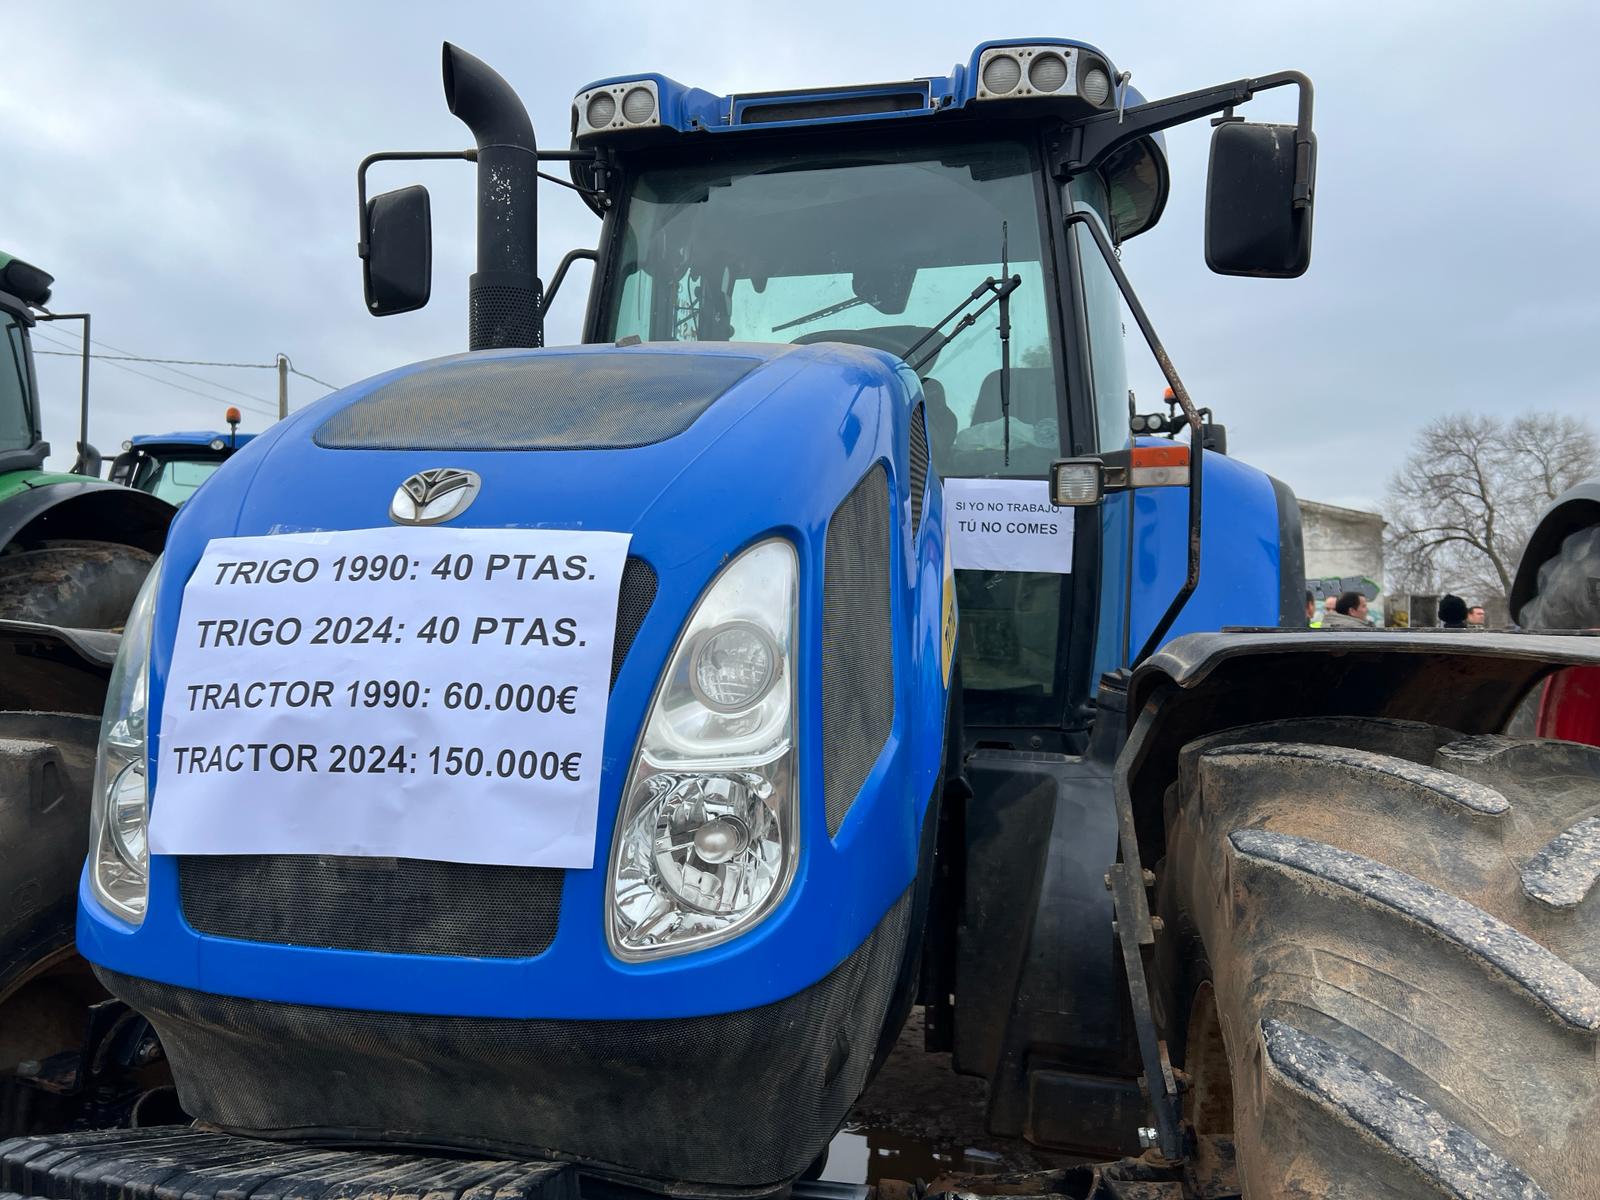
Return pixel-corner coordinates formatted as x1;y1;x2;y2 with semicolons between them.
598;135;1091;740
0;304;45;475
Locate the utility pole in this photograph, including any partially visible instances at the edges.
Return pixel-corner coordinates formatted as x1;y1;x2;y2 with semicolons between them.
277;353;288;420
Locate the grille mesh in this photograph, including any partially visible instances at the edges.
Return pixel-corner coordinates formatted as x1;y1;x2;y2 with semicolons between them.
822;464;895;837
177;558;657;958
470;283;544;351
610;556;657;687
100;889;913;1190
178;856;563;958
908;403;929;541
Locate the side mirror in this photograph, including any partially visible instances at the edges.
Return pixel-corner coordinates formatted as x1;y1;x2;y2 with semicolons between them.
108;451;135;485
72;442;103;478
363;185;432;315
1204;121;1315;278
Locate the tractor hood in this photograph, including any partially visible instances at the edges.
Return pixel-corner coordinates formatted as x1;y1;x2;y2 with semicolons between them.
81;337;952;1193
108;337;939;1022
158;341;911;555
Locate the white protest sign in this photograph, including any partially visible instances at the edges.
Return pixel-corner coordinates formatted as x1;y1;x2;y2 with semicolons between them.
945;478;1074;573
148;526;631;868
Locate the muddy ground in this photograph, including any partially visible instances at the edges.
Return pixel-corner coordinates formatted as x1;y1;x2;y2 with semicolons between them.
824;1009;1084;1185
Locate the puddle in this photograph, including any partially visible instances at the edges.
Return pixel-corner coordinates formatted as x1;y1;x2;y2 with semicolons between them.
822;1009;1086;1185
822;1125;1014;1186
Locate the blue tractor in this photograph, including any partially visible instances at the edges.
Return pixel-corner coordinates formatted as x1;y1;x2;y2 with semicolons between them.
108;418;257;507
6;37;1599;1200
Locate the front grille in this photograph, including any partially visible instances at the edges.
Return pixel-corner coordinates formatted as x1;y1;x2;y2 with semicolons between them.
821;464;895;837
178;856;563;958
611;556;658;686
177;557;658;958
908;402;929;541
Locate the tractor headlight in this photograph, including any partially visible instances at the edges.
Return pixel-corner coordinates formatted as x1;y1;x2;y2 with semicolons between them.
607;539;798;960
88;557;160;924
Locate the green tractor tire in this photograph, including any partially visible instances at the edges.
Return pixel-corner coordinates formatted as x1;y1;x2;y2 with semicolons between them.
0;542;155;629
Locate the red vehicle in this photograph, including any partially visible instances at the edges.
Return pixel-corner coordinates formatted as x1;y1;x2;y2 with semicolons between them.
1511;477;1600;744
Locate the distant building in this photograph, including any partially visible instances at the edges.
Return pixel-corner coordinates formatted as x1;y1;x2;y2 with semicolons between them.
1299;500;1386;622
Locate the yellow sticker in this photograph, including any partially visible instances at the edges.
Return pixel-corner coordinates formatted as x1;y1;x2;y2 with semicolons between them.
941;494;958;685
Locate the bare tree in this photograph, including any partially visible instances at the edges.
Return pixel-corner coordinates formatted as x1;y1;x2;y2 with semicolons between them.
1384;411;1598;608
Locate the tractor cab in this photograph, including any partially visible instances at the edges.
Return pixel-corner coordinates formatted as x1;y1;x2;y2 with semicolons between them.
0;254;51;476
552;40;1311;744
109;412;254;505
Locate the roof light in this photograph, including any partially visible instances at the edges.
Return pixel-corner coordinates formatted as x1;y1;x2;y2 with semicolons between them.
1080;64;1112;106
1028;52;1069;94
574;79;661;138
980;53;1022;96
621;86;656;124
586;92;617;128
975;45;1112;106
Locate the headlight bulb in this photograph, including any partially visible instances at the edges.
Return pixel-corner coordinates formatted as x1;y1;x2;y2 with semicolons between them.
691;622;779;713
108;763;149;869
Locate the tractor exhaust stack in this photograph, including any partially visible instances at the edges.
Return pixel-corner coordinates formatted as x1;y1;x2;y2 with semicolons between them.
442;43;542;350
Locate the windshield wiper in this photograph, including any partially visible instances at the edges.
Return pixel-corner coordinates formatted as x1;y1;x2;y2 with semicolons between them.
770;294;867;333
904;224;1021;465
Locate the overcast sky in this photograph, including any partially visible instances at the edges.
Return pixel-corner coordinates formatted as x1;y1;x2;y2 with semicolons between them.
7;1;1597;511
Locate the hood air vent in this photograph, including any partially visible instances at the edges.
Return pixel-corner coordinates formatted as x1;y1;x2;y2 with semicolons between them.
315;351;765;452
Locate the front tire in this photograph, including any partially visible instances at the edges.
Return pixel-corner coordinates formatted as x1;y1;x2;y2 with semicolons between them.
1157;716;1600;1199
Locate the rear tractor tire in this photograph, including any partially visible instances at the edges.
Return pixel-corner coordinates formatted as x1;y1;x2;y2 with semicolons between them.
1156;716;1600;1199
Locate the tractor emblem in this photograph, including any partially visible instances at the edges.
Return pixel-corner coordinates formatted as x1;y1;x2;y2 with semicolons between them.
389;468;481;525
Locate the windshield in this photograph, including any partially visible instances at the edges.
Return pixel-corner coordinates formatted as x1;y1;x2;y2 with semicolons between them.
606;140;1064;478
139;455;222;504
1;316;35;454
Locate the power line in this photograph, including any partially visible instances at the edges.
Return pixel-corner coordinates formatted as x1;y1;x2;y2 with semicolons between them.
33;344;279;416
31;345;278;411
278;357;340;392
32;324;343;399
30;326;280;414
30;328;279;418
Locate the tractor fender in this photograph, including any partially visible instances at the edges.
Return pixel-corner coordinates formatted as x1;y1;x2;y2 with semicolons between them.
1509;476;1600;621
1122;628;1600;864
0;619;119;715
0;479;173;555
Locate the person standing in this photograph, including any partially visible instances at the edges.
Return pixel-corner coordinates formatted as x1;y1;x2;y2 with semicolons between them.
1306;591;1322;628
1439;594;1469;629
1323;591;1373;630
1467;604;1486;627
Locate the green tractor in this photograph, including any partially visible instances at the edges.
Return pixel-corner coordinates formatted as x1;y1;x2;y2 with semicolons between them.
0;253;172;623
0;252;172;1132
